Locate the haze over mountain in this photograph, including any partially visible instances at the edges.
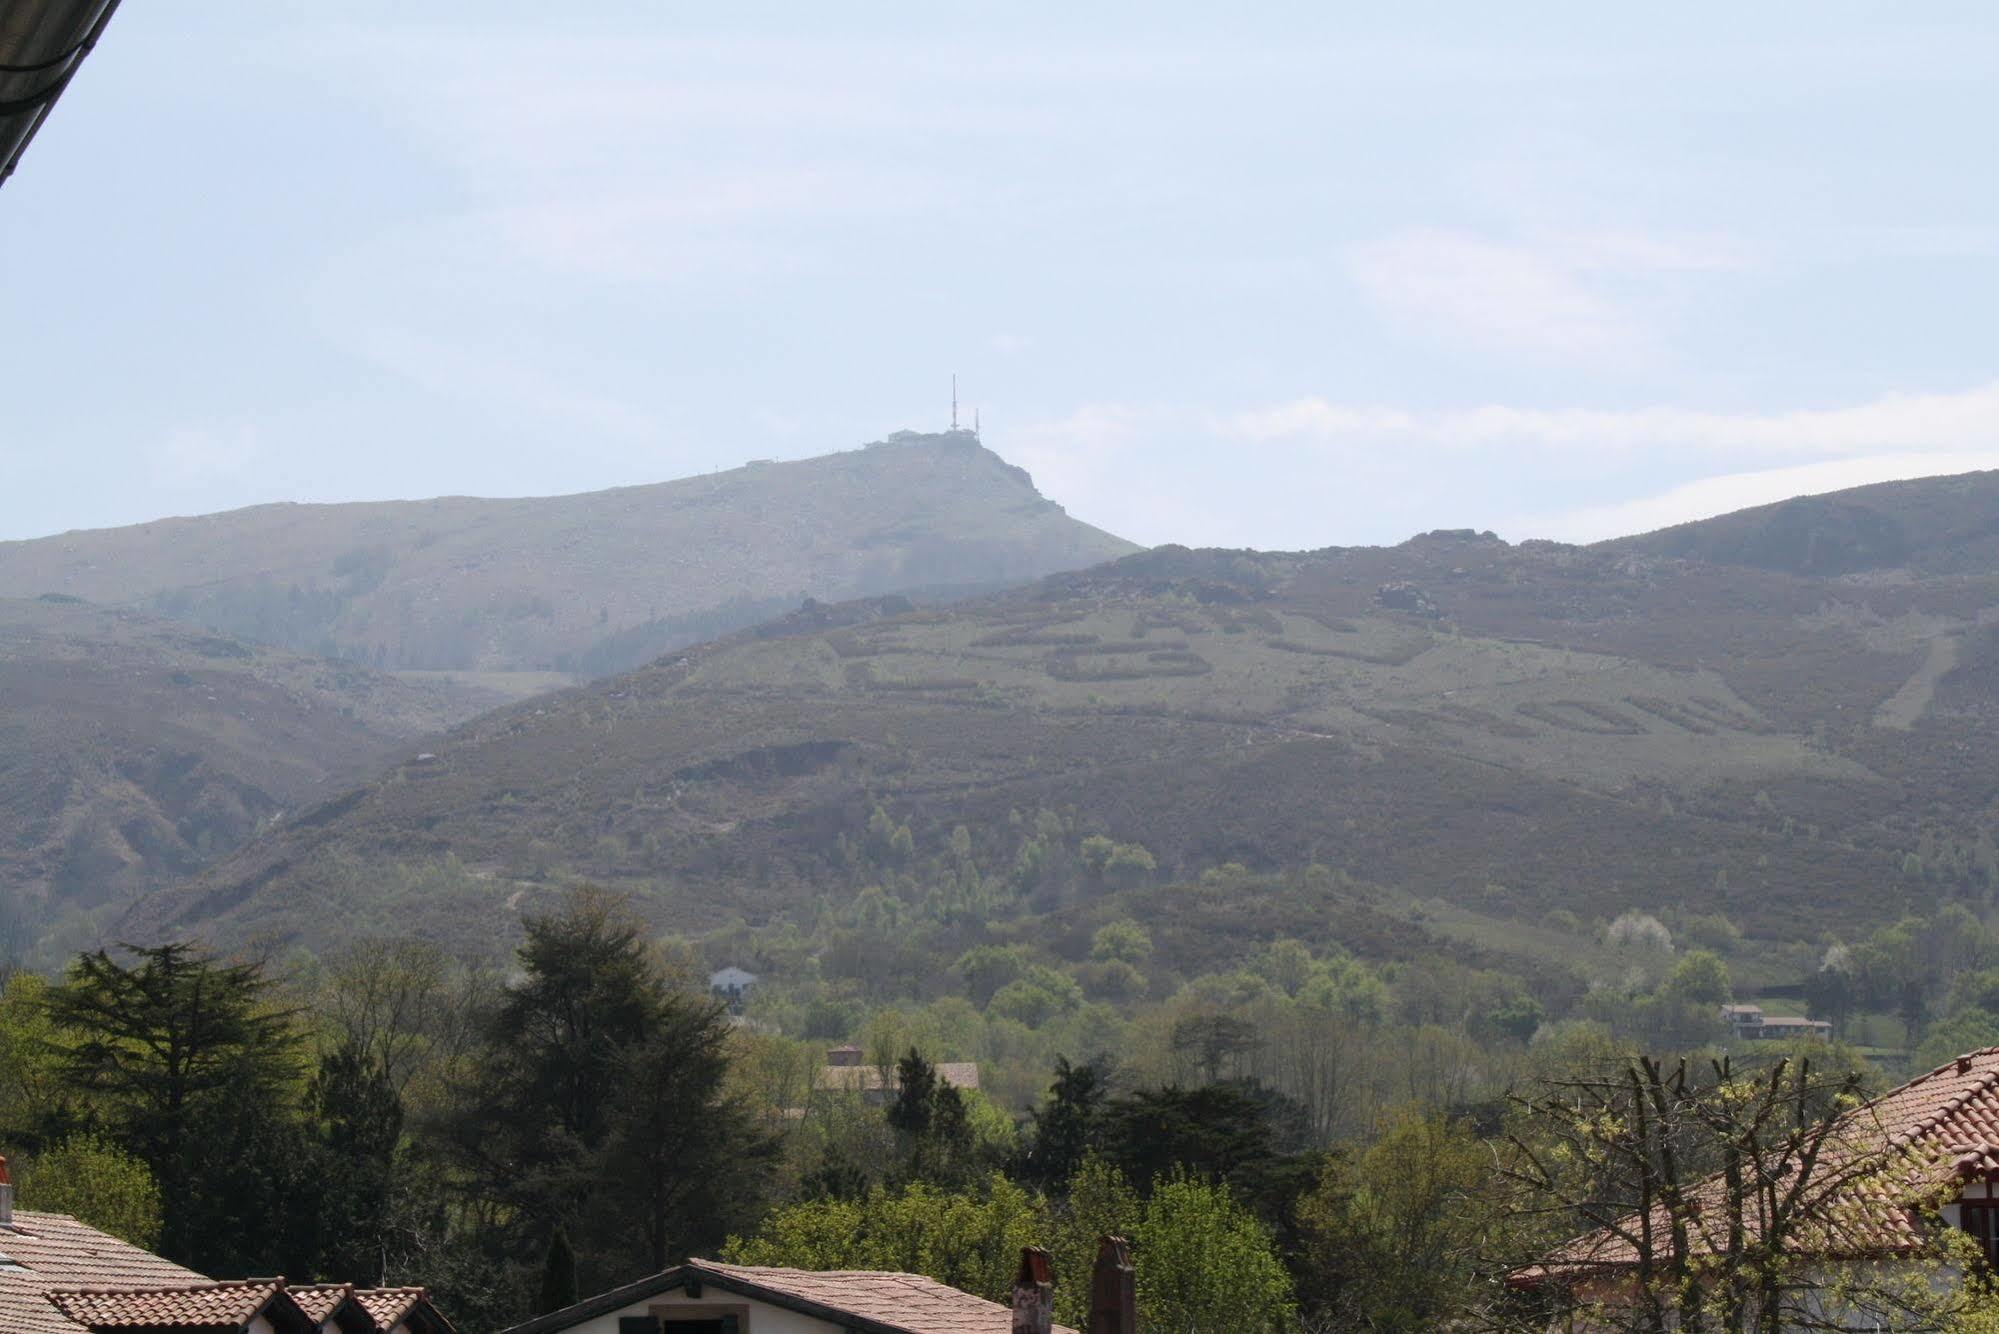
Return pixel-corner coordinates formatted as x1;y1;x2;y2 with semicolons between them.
0;431;1135;675
0;595;505;953
121;469;1999;958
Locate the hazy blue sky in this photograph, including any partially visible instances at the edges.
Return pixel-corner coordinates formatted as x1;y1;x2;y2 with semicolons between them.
6;3;1999;549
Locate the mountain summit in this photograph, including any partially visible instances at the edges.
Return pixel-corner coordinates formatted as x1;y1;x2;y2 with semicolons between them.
0;431;1136;675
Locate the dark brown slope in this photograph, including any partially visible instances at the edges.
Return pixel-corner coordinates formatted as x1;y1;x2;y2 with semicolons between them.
0;432;1137;674
0;596;503;947
122;484;1999;956
1603;468;1999;576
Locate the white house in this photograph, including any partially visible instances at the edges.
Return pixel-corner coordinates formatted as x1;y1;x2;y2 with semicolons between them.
709;968;759;1010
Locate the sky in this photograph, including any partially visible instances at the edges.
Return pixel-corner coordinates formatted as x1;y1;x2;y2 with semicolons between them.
6;3;1999;550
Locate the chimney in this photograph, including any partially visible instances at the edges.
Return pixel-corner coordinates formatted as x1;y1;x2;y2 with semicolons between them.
1011;1246;1053;1334
0;1154;12;1226
1088;1235;1135;1334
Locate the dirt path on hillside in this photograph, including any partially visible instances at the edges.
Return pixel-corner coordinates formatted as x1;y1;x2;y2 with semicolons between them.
1874;634;1959;730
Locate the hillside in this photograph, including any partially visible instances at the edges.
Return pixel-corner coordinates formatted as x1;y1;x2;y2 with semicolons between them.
0;596;506;954
0;432;1136;674
120;474;1999;957
1608;468;1999;576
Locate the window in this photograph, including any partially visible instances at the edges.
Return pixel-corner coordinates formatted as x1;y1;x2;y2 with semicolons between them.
1960;1200;1999;1267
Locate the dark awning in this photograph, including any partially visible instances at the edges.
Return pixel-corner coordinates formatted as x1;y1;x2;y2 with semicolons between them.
0;0;123;189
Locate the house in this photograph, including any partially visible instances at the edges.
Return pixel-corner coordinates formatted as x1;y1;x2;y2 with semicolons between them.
43;1279;320;1333
813;1048;981;1104
0;1155;455;1333
1513;1046;1999;1309
292;1283;376;1333
1720;1002;1833;1041
351;1288;456;1334
708;968;759;1011
498;1241;1138;1334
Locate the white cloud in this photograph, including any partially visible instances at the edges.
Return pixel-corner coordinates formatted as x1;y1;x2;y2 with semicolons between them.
1228;380;1999;459
1343;226;1752;363
1520;452;1999;543
1348;229;1629;359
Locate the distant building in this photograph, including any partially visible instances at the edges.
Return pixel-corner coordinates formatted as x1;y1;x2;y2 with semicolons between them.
813;1047;980;1105
1721;1003;1832;1042
708;967;758;1010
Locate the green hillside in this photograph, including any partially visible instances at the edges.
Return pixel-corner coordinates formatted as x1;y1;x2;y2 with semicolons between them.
0;432;1136;673
0;596;506;955
119;489;1999;957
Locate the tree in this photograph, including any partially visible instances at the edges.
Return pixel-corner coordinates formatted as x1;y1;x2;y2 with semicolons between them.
451;889;777;1306
1090;920;1153;967
537;1225;578;1315
45;942;302;1266
1020;1057;1109;1190
589;996;776;1272
724;1174;1043;1304
1296;1107;1500;1331
1098;1082;1313;1227
1132;1171;1295;1333
308;1042;404;1284
1491;1052;1983;1332
16;1134;162;1248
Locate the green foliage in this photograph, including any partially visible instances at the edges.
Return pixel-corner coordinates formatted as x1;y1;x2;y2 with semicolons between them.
452;889;776;1288
45;942;303;1269
1296;1108;1498;1331
1133;1171;1295;1333
725;1174;1044;1304
16;1134;162;1248
1662;948;1732;1006
537;1225;578;1316
1915;1008;1999;1074
1091;920;1154;967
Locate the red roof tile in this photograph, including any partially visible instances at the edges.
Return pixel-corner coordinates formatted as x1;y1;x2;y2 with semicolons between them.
290;1283;357;1323
352;1286;435;1329
44;1278;285;1328
1520;1046;1999;1283
690;1260;1080;1334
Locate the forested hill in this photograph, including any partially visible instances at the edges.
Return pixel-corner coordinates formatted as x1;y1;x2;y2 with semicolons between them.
0;431;1136;674
123;470;1999;957
0;596;504;951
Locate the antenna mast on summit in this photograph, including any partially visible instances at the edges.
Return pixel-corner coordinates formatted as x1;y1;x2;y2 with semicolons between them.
952;374;959;431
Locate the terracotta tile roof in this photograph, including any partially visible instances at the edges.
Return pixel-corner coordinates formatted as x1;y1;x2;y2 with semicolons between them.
351;1287;413;1326
0;1210;208;1333
1518;1046;1999;1284
0;1270;94;1334
44;1277;285;1328
290;1283;356;1322
0;1212;207;1289
688;1260;1078;1334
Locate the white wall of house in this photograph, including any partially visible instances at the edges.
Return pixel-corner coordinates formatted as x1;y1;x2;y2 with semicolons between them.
553;1288;839;1334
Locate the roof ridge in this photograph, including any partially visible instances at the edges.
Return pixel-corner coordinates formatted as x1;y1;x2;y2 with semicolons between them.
46;1276;284;1296
1886;1052;1999;1148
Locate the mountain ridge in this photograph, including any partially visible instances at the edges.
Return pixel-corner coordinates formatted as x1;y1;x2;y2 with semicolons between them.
0;431;1137;675
117;468;1999;958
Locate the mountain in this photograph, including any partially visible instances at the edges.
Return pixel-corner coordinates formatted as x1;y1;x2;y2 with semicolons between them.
1608;468;1999;577
119;472;1999;957
0;432;1136;675
0;595;506;954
